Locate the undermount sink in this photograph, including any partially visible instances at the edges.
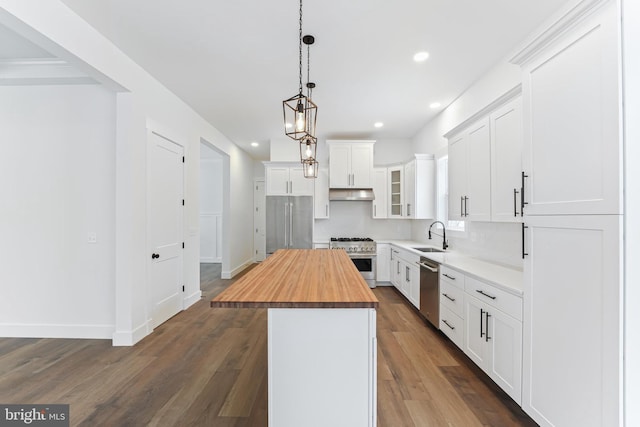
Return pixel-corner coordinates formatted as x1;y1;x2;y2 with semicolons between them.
412;247;444;253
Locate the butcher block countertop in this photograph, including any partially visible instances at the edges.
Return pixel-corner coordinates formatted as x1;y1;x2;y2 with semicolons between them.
210;249;379;309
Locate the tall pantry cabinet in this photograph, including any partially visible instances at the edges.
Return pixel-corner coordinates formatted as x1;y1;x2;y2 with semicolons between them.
511;1;623;426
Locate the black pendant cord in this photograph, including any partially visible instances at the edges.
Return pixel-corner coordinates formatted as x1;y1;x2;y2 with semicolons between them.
306;43;311;99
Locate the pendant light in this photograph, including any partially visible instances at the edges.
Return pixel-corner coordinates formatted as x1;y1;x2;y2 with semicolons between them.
302;157;319;178
283;0;317;142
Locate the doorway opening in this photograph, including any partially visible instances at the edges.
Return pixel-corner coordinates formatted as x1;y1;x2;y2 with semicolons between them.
199;140;229;283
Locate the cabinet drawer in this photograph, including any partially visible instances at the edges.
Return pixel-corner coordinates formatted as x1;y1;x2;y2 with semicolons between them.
440;265;465;289
465;276;522;321
440;280;464;317
393;247;420;265
439;305;463;349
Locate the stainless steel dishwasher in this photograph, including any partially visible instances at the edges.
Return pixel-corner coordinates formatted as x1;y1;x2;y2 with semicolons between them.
419;257;439;327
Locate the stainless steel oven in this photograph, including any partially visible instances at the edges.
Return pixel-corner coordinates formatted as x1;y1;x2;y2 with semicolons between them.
329;238;377;288
348;253;376;286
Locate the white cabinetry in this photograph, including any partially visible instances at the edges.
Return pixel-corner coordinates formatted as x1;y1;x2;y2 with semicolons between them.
372;168;388;218
265;163;314;196
314;167;330;219
512;3;623;426
390;245;420;309
404;154;436;219
439;266;465;349
388;166;404;218
463;276;522;404
376;243;390;282
327;141;374;189
490;97;523;222
522;215;621;427
447;119;491;221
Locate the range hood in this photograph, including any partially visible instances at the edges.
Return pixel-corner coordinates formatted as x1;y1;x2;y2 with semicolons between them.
329;188;375;201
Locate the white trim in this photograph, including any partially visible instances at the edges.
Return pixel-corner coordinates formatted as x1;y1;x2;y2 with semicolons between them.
444;85;522;138
510;0;611;66
0;323;114;340
184;290;203;309
112;320;152;346
222;257;254;279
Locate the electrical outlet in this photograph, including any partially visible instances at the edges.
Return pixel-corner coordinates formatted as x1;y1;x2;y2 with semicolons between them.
88;232;97;243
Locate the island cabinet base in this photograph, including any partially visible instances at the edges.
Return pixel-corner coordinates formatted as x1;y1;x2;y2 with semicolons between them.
268;308;377;427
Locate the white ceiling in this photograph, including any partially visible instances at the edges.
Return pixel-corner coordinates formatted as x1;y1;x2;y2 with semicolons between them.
8;1;567;160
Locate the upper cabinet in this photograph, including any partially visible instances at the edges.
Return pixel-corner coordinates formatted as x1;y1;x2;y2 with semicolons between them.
447;119;491;221
314;167;330;219
490;97;524;222
405;154;436;219
327;141;374;189
372;167;388;219
265;162;314;196
515;3;621;216
388;165;404;218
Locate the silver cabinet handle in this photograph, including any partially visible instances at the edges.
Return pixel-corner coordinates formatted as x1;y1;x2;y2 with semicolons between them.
374;205;376;217
405;266;410;282
325;205;328;216
443;273;456;280
284;204;288;247
476;289;497;300
289;202;293;246
443;320;455;330
485;312;491;342
442;293;455;302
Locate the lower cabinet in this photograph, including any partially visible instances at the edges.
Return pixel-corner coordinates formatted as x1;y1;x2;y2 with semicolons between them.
439;266;465;349
376;243;390;282
463;282;522;404
389;245;420;309
439;264;523;405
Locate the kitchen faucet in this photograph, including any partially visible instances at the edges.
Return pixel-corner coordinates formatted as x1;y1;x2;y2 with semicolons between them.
428;221;448;250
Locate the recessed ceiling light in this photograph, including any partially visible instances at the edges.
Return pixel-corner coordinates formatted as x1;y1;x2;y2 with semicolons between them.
374;122;384;128
413;51;430;62
429;102;441;109
251;142;259;147
285;123;293;129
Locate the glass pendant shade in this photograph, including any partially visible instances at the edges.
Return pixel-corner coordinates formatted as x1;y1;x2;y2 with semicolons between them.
302;158;319;178
299;136;317;162
283;93;317;141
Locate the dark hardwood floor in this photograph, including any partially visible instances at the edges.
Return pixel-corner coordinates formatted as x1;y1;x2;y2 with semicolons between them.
0;263;537;426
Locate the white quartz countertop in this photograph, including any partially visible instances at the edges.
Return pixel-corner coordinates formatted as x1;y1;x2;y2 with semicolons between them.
378;240;524;296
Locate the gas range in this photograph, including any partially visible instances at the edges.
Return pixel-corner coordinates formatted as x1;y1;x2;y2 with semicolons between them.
329;237;377;255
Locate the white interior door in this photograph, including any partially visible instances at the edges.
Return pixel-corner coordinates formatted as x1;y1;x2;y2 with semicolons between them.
148;131;184;329
254;180;266;261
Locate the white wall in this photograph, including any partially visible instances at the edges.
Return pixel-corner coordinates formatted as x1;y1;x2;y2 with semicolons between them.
314;202;412;241
0;84;116;338
0;1;257;345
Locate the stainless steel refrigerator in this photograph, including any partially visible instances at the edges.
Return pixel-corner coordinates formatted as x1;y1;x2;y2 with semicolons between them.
266;196;313;256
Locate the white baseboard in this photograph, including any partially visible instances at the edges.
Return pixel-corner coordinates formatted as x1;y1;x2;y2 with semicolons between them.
112;320;151;346
200;256;215;263
375;281;393;287
0;323;114;340
222;258;255;279
184;290;202;308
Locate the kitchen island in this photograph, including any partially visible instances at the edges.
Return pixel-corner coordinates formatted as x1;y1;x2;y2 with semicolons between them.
211;249;378;427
